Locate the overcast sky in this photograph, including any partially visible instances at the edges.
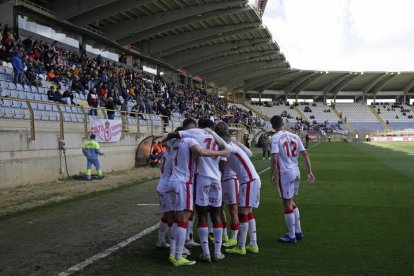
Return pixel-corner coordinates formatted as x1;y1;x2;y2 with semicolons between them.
260;0;414;72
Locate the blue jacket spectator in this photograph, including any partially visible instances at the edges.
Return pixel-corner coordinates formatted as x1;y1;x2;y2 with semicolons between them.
11;51;25;84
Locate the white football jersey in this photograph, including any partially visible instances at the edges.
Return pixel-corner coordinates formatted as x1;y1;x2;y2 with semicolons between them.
159;150;173;183
226;144;259;184
271;130;305;173
169;137;199;183
178;128;221;181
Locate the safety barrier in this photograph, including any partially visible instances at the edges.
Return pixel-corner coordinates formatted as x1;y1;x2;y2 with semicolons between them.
0;96;185;140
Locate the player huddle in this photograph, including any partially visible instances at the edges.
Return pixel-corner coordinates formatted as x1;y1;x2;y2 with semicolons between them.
155;116;315;266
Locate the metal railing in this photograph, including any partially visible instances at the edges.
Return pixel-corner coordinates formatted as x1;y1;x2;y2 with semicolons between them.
0;97;185;141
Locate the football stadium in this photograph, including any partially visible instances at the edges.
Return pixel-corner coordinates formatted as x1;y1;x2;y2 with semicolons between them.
0;0;413;275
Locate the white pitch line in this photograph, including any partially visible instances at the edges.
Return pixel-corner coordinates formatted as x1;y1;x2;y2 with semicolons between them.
136;203;159;206
59;142;321;275
58;223;159;276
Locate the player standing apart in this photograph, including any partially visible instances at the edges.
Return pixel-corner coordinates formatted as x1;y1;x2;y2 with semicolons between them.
269;115;315;243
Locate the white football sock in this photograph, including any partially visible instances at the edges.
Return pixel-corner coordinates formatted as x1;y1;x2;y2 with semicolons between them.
222;221;228;238
175;222;187;260
284;211;296;239
248;213;257;247
198;223;210;256
238;222;248;250
293;205;302;233
169;223;177;257
207;215;213;234
186;217;194;241
158;219;168;243
213;223;223;255
231;223;239;240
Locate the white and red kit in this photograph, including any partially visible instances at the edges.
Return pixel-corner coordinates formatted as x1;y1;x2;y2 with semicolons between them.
156;148;174;213
178;128;222;207
226;143;261;208
271;130;305;199
170;137;199;211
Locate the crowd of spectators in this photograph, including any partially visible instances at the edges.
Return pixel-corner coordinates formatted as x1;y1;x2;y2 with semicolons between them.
1;25;261;127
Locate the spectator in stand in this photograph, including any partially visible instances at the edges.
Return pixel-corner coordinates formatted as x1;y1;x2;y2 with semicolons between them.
87;88;99;116
11;50;25;84
106;97;116;120
47;86;56;101
62;88;76;105
25;62;41;87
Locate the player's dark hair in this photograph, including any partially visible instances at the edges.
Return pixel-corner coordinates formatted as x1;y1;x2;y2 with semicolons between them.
215;122;231;143
182;118;197;129
175;127;183;132
198;118;215;129
90;134;96;139
270;115;283;130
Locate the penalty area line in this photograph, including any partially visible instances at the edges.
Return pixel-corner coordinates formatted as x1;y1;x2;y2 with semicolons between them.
58;223;159;276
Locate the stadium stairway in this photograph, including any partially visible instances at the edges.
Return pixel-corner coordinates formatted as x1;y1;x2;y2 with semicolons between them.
294;106;308;122
370;106;392;132
243;102;267;119
332;107;355;133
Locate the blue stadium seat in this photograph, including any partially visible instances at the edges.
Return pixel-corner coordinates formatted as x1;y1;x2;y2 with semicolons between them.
1;88;11;97
37;103;46;110
1;99;12;107
38;87;46;94
17;91;26;99
52;105;59;112
23;85;31;92
49;112;59;121
41;94;48;102
16;83;24;91
63;113;71;122
14;109;25;119
64;106;73;113
76;114;84;123
2;107;13;119
79;94;86;100
34;94;41;101
26;93;35;100
45;104;53;111
8;82;16;90
33;110;41;120
30;102;38;109
31;86;38;93
0;74;7;81
11;100;22;108
21;101;28;109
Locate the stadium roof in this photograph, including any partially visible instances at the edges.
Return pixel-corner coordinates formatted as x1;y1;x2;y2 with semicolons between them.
19;0;414;98
27;0;288;87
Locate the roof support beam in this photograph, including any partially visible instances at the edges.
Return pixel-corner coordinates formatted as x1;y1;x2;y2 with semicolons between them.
70;0;155;26
322;74;350;94
403;76;414;95
239;70;295;91
371;74;399;96
332;74;360;96
146;23;259;56
173;41;273;68
362;74;387;94
165;38;271;65
282;72;316;94
186;51;277;75
203;60;283;80
292;74;325;94
214;67;288;86
100;1;247;42
53;0;116;20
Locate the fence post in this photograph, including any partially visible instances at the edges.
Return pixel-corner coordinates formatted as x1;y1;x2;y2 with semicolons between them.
82;106;88;139
56;104;64;140
26;100;36;141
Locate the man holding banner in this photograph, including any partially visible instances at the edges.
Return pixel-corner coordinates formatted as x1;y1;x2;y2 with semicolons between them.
82;134;105;181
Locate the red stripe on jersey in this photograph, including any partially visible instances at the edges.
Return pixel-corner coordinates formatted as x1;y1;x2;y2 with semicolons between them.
235;152;254;182
188;148;193;183
235;178;239;204
186;181;191;211
277;162;284;199
246;181;251;207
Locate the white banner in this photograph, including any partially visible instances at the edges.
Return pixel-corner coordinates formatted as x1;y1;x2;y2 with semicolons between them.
90;118;122;142
371;136;414;142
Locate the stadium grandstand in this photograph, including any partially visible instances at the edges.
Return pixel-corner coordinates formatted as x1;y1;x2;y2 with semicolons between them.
0;0;413;185
0;0;414;275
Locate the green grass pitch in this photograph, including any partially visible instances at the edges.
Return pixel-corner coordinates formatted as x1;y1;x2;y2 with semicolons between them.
86;142;414;275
